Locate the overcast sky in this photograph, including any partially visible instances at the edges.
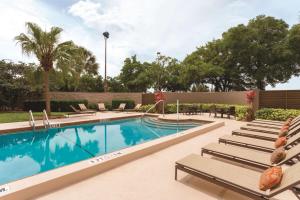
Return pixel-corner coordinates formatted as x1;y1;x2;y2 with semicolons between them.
1;0;300;90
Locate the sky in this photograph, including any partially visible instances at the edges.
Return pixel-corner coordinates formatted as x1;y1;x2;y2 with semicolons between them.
0;0;300;90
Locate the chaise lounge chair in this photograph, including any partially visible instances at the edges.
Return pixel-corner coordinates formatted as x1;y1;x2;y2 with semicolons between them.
247;117;300;130
125;104;142;112
68;105;96;116
250;115;300;127
97;103;107;111
78;104;96;112
232;123;300;141
201;142;300;169
175;154;300;200
113;103;126;112
219;132;300;153
242;119;300;133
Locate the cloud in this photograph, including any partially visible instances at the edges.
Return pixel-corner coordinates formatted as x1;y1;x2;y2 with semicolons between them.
0;0;300;90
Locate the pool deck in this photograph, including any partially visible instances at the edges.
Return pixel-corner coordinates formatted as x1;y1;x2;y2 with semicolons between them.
25;112;295;200
0;112;144;134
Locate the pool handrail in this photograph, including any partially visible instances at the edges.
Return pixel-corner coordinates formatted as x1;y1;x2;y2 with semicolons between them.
29;110;35;131
143;100;165;117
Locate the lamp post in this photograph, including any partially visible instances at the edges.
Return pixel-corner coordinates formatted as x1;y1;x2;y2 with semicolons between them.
103;31;109;92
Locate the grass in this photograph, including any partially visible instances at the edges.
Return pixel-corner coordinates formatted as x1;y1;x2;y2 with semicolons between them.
0;112;68;123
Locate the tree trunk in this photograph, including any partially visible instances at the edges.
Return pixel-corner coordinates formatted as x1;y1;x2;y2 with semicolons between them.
44;70;51;115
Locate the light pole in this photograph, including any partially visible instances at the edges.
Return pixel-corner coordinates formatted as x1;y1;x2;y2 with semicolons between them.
103;31;109;92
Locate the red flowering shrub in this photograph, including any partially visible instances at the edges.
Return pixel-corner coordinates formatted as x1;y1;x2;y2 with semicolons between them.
246;90;256;104
154;91;165;103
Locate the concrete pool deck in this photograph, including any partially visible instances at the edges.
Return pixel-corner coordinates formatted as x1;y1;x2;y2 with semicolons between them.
27;113;296;200
0;112;144;134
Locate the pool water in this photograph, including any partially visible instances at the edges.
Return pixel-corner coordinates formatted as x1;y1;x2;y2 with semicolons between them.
0;117;201;185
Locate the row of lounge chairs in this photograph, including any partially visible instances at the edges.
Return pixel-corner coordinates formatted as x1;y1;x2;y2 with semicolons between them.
68;103;142;116
175;115;300;199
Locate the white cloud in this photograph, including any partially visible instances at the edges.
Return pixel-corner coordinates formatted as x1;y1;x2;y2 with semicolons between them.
1;0;300;89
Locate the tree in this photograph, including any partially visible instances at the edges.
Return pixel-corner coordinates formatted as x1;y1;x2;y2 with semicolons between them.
223;15;296;90
56;45;99;92
287;24;300;66
182;45;224;91
15;22;79;114
147;54;178;91
107;76;127;92
0;60;35;110
119;55;150;92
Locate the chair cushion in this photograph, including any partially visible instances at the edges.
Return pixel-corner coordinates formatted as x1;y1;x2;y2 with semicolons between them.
274;137;287;148
259;166;283;191
280;125;289;132
270;147;286;164
278;130;288;137
283;121;291;126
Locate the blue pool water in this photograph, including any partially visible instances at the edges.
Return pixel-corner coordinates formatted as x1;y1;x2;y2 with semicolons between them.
0;117;201;185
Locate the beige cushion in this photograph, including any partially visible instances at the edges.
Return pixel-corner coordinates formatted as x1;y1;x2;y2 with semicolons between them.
270;147;286;164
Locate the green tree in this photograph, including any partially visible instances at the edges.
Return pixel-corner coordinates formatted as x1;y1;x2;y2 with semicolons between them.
0;60;35;110
107;76;127;92
287;24;300;65
15;22;79;114
223;15;296;90
119;55;150;92
56;46;99;92
182;46;224;91
147;54;177;91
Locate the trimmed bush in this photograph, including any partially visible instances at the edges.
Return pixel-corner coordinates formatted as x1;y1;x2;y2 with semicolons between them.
23;99;88;112
140;104;156;113
256;108;300;121
140;103;248;120
112;100;135;109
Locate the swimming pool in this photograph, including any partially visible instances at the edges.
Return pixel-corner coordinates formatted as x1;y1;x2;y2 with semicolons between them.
0;117;202;185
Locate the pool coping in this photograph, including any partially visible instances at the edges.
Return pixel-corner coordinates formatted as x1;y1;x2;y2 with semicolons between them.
0;117;224;200
0;113;159;134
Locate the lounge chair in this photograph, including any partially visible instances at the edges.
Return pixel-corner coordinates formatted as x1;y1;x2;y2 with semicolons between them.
240;125;280;134
175;154;300;200
97;103;107;111
219;132;300;153
232;123;300;141
78;103;96;112
246;118;300;130
201;142;300;169
113;103;126;112
68;105;96;116
126;104;142;112
251;115;300;126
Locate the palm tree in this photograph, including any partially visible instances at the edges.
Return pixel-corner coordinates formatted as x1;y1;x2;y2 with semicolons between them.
15;22;78;114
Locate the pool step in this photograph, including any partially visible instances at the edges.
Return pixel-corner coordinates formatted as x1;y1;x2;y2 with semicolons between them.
142;117;199;130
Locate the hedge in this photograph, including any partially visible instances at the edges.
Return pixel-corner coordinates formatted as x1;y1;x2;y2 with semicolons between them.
140;103;248;121
112;100;135;109
255;108;300;121
23;99;88;112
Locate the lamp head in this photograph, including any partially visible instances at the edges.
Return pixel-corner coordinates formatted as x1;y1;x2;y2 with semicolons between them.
103;31;109;39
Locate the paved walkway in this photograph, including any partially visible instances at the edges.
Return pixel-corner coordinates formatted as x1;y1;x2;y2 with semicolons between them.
34;113;296;200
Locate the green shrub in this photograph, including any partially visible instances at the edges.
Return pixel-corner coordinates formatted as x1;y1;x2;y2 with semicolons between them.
23;99;88;112
140;103;248;120
112;99;135;109
140;104;156;113
256;108;300;121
